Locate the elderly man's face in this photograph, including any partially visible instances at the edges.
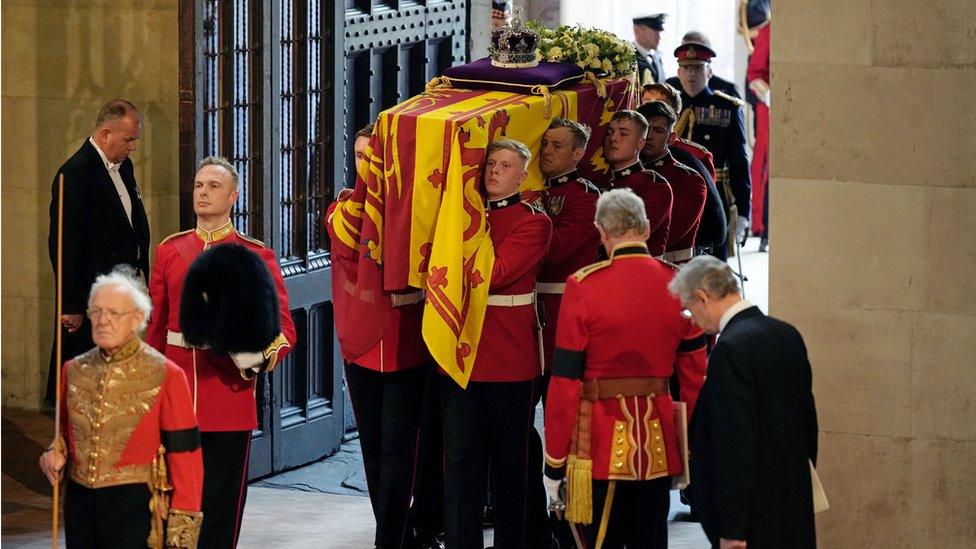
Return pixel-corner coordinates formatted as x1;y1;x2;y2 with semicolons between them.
681;289;720;334
97;114;142;165
89;284;144;353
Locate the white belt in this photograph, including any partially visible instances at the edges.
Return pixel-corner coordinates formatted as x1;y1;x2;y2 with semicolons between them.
166;330;192;349
390;291;425;307
486;292;536;307
535;282;566;295
658;247;695;263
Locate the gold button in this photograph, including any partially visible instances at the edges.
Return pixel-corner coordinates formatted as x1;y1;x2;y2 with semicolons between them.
615;449;623;456
94;422;101;428
655;436;661;441
89;476;96;482
89;452;98;459
96;394;104;401
93;436;100;442
616;424;624;432
615;461;623;468
616;438;624;445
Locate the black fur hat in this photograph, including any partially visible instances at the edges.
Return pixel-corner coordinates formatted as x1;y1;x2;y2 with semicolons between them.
180;243;280;353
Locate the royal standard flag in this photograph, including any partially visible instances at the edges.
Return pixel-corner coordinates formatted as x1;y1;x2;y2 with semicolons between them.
330;77;636;387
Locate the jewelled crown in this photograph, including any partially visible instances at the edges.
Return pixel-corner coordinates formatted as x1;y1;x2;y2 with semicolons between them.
489;7;540;68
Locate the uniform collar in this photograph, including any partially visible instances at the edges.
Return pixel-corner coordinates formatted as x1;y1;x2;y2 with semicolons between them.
487;192;521;210
648;150;673;169
611;161;643;181
546;169;579;188
100;336;142;363
89;137;121;172
195;220;236;243
610;241;650;259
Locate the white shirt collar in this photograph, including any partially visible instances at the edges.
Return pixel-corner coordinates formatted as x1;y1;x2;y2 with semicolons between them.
719;299;753;333
634;41;651;58
89;137;120;171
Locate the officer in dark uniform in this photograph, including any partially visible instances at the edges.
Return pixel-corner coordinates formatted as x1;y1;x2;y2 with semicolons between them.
665;31;741;101
633;14;667;86
673;42;751;260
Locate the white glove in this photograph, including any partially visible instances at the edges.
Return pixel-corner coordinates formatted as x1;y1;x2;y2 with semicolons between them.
230;351;265;371
543;475;562;505
737;215;750;241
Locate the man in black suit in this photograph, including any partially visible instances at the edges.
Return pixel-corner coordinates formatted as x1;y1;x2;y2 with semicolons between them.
46;99;150;404
669;256;819;549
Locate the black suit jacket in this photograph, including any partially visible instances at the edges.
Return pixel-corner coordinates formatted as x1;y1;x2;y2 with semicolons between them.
48;139;150;314
670;146;727;250
636;49;666;85
691;306;818;548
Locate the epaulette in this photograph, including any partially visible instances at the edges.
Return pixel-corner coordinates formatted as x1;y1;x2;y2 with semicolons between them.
521;200;546;215
158;229;194;246
714;90;745;107
238;233;267;247
573;259;611;282
577;177;601;194
679;138;710;155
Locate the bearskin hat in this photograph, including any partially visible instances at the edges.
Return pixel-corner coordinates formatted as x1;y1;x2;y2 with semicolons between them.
180;243;280;353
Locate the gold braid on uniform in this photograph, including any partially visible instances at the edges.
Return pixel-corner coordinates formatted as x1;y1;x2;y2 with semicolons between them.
675;108;696;141
166;510;203;548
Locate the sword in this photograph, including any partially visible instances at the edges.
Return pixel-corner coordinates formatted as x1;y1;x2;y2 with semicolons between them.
549;481;585;549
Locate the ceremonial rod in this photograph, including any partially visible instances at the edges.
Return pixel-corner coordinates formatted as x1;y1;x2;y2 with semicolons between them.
51;172;64;549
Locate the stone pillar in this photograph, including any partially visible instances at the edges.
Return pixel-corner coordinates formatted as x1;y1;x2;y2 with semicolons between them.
1;0;180;409
772;1;976;547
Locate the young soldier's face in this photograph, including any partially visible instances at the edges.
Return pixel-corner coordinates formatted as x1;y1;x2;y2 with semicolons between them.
484;149;527;200
603;118;646;167
540;127;584;178
642;116;676;159
193;164;239;219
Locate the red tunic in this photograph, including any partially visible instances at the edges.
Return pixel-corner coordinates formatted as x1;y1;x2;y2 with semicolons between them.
146;224;296;431
468;194;552;382
326;201;431;372
747;24;771;235
60;339;203;513
672;138;717;183
544;244;707;480
609;162;673;256
537;171;601;372
646;151;707;255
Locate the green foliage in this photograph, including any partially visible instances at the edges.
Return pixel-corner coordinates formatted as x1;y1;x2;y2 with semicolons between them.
526;21;637;76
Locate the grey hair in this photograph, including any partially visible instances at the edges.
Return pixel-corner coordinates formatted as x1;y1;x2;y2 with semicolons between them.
486;138;531;169
198;156;240;188
88;265;153;331
95;99;140;128
667;255;741;303
595;188;649;236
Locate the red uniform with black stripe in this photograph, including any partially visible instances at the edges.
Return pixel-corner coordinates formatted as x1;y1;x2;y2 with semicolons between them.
470;194;553;382
544;243;707;481
672;138;716;183
609;162;673;256
646;151;707;258
146;224;296;431
537;170;601;372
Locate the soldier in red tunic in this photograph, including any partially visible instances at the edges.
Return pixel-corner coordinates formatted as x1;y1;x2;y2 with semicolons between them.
543;189;707;548
441;139;552;549
638;100;707;264
603;110;673;256
40;268;203;548
326;124;438;549
146;157;295;548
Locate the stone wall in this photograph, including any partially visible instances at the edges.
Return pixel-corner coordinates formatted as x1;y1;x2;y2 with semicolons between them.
1;0;180;409
772;1;976;546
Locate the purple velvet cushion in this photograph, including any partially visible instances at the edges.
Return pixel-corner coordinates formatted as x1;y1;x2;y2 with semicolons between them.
442;57;585;94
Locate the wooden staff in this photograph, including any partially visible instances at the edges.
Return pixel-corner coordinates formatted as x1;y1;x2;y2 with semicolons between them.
52;172;64;548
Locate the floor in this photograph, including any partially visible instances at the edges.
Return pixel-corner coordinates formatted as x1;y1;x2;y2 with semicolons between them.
1;239;769;548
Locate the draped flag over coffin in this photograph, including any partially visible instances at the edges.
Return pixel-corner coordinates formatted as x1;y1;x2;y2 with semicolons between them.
329;77;636;388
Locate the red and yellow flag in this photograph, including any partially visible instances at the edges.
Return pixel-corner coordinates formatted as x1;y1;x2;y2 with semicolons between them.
330;77;636;387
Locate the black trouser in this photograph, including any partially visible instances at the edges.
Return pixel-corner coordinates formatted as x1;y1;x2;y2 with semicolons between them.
411;367;445;542
578;477;671;549
200;430;251;549
64;480;151;549
346;363;429;548
46;318;92;406
441;377;541;549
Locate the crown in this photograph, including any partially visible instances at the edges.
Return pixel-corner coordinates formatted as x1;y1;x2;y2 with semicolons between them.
488;6;540;68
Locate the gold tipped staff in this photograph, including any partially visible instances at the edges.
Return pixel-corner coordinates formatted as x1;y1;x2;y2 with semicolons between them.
51;172;64;548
